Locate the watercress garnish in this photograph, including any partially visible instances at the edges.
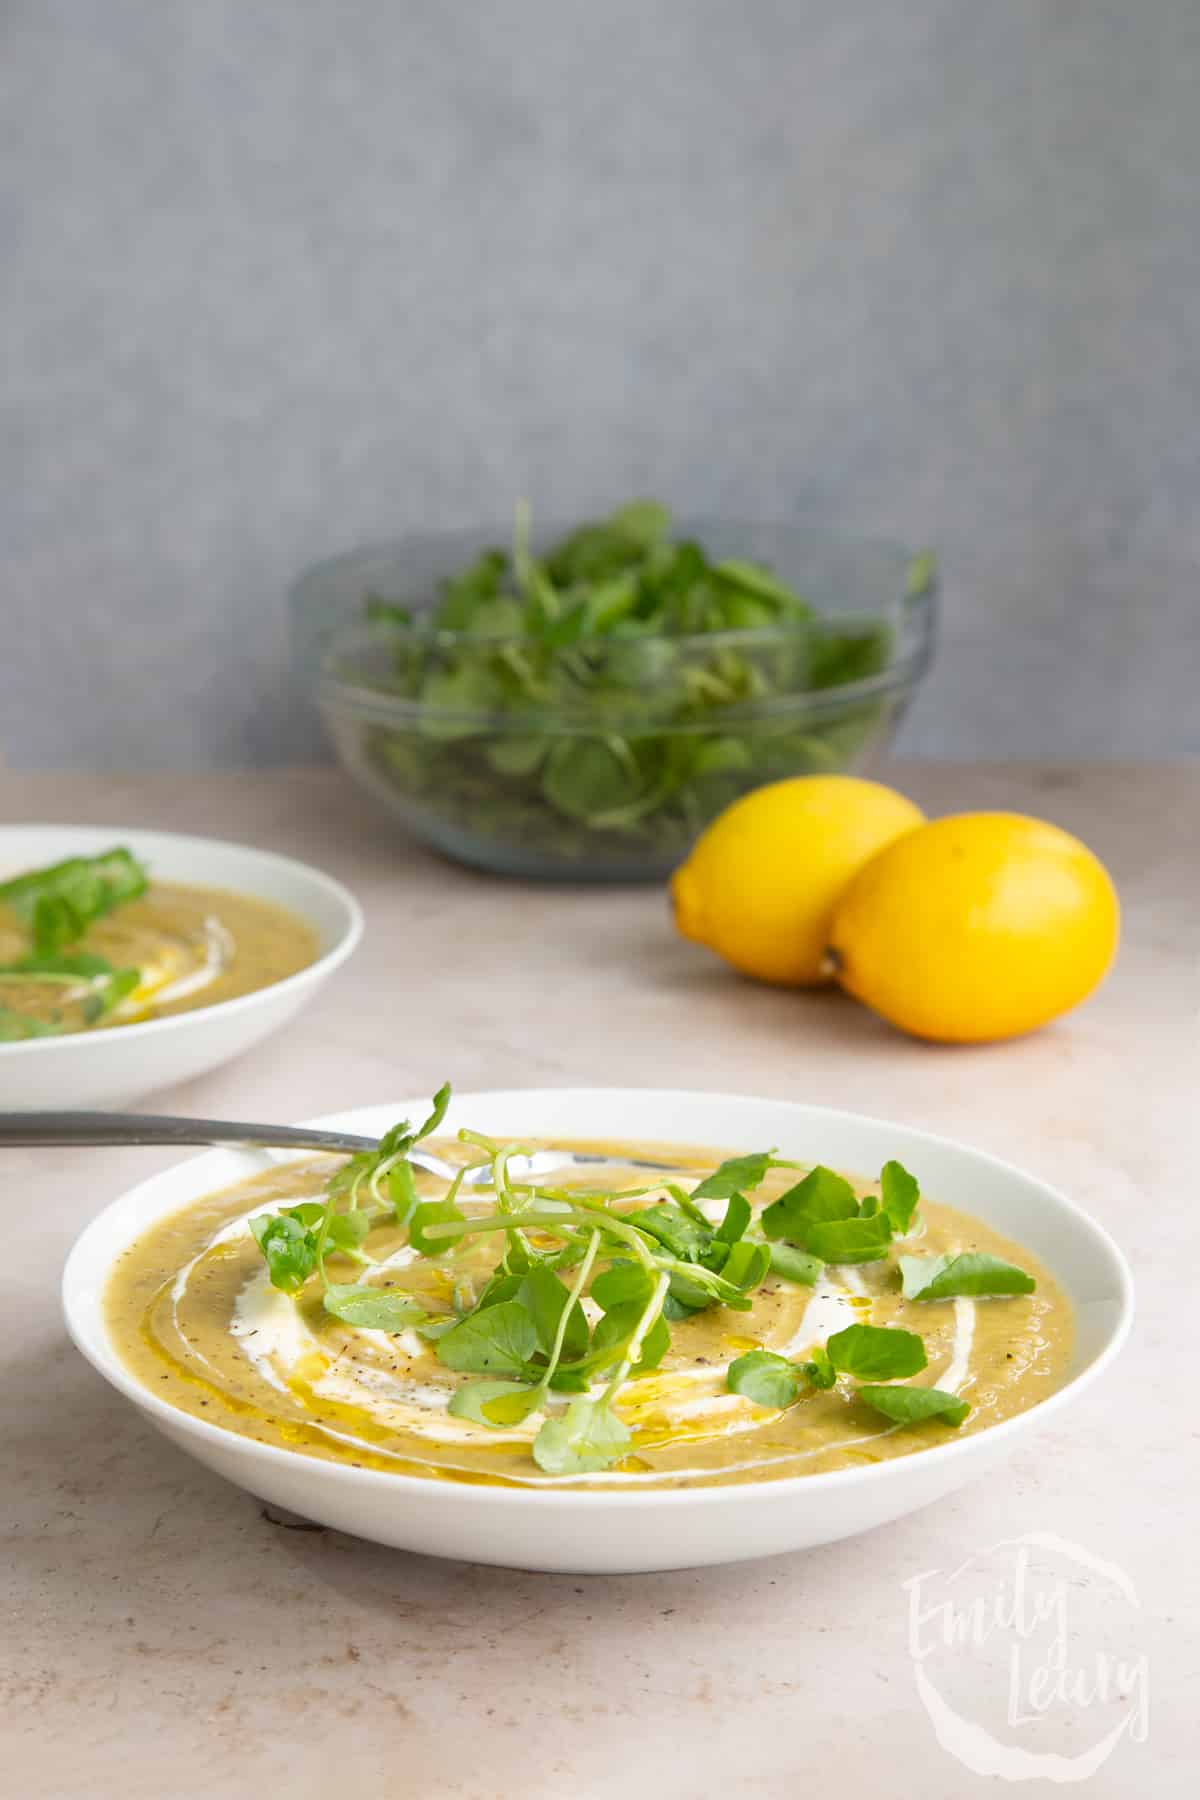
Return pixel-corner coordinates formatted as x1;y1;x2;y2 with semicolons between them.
803;1214;894;1263
761;1159;921;1266
899;1252;1036;1300
245;1092;982;1473
880;1160;921;1235
438;1300;539;1376
857;1385;970;1428
766;1243;823;1286
0;949;141;1034
531;1395;632;1476
727;1323;928;1410
0;847;147;954
322;1285;426;1330
823;1323;927;1380
727;1350;801;1408
249;1211;319;1294
690;1152;778;1202
762;1165;858;1238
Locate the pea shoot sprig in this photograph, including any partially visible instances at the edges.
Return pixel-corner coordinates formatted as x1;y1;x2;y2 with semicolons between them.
248;1085;1037;1474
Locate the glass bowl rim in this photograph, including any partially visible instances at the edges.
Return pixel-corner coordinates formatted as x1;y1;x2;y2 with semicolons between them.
301;518;938;726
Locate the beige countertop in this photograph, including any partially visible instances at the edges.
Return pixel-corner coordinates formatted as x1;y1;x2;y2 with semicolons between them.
2;763;1195;1798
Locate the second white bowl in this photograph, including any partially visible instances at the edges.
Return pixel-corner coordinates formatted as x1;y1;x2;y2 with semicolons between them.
0;825;362;1109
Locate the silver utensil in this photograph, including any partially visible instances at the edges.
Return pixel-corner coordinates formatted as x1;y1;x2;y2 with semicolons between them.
0;1111;681;1188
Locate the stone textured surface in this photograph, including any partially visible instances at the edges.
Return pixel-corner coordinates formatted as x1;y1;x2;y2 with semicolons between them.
3;3;1200;767
0;762;1195;1796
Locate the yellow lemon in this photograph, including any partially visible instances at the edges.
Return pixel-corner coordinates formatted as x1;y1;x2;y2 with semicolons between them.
827;812;1120;1042
670;776;925;986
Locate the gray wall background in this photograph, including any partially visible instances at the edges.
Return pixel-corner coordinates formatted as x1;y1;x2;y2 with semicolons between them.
4;0;1198;769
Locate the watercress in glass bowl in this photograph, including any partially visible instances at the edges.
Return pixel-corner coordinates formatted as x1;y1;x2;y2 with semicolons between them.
298;506;937;880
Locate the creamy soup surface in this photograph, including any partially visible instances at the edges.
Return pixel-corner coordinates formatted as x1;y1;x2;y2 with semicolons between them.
0;883;318;1034
107;1139;1074;1491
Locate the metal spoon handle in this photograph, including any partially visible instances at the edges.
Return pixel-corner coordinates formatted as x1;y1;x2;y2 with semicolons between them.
0;1111;381;1155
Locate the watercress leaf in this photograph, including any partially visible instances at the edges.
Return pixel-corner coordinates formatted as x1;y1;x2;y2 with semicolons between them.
0;847;148;953
375;1118;414;1159
880;1160;920;1234
587;1303;670;1375
486;736;548;775
663;1287;704;1322
702;1239;730;1273
328;1151;376;1198
608;499;672;546
857;1384;970;1428
762;1166;858;1241
803;1214;893;1264
475;1272;524;1310
408;1196;465;1255
322;1284;425;1331
284;1202;325;1227
712;1192;751;1245
416;1081;452;1141
727;1350;800;1408
665;1274;712;1317
519;1267;590;1361
25;896;77;954
447;1379;543;1428
532;1396;632;1475
690;1152;775;1202
323;1211;372;1252
541;738;645;824
719;1239;771;1293
713;559;811;611
804;1344;837;1389
899;1253;1036;1301
546;1364;591;1393
436;1300;539;1376
825;1323;927;1380
434;548;509;626
249;1212;317;1294
631;1201;712;1263
690;735;753;777
414;1315;458;1342
768;1243;824;1286
589;1261;655;1312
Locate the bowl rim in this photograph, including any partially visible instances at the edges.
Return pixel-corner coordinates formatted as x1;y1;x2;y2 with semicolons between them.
62;1087;1134;1512
0;824;363;1060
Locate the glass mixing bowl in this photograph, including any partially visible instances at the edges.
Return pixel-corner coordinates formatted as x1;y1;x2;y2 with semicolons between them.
296;521;937;882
